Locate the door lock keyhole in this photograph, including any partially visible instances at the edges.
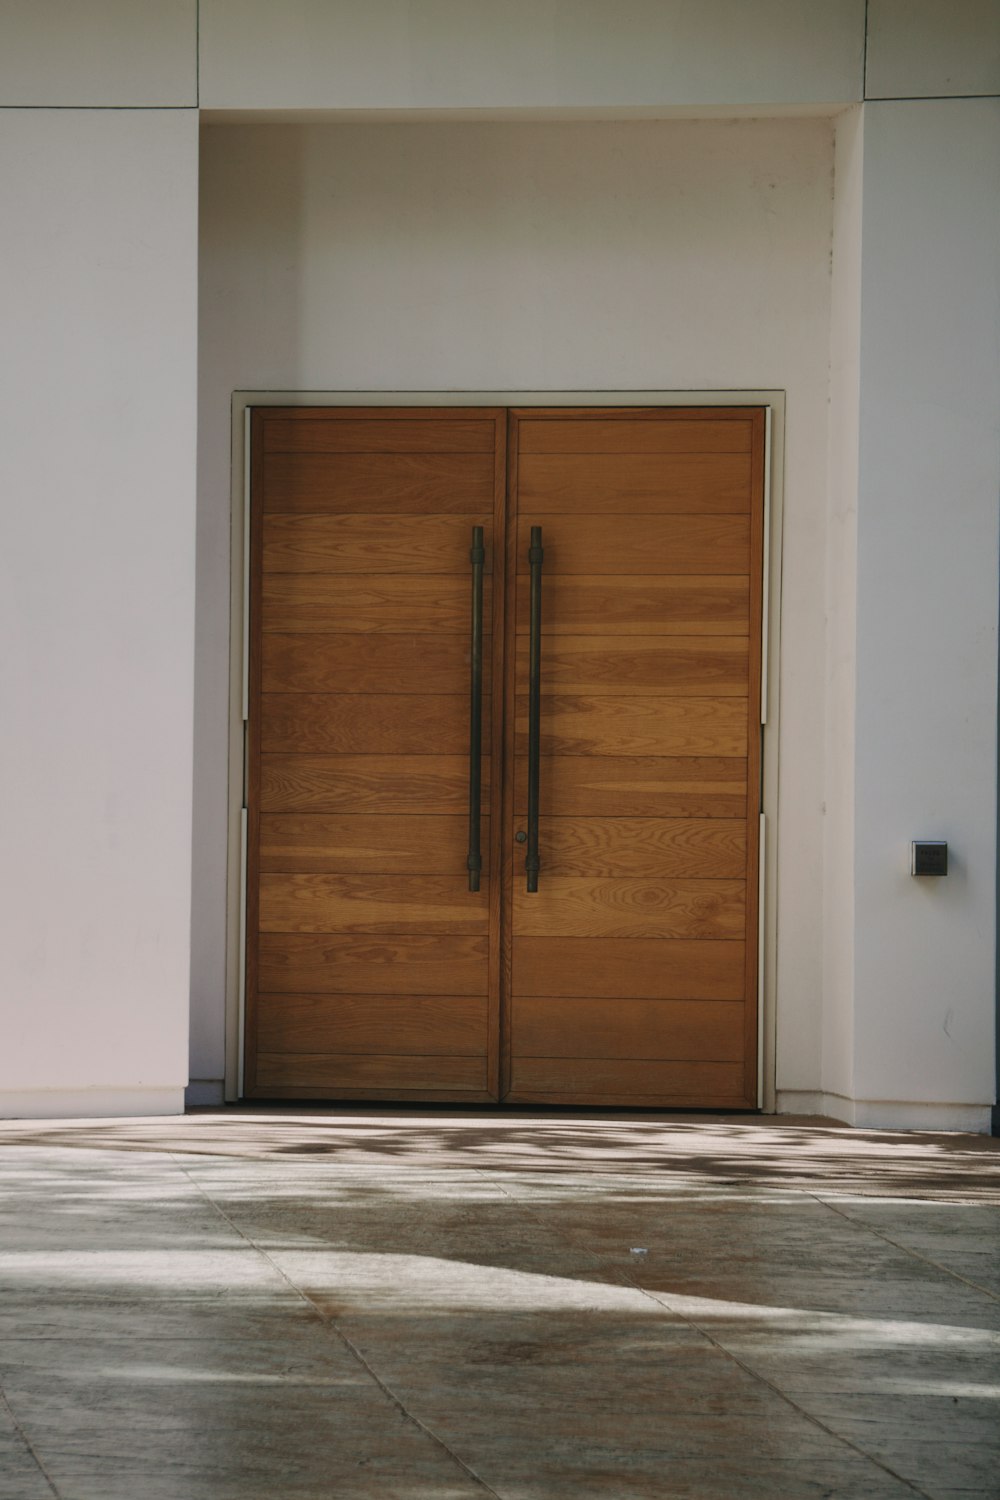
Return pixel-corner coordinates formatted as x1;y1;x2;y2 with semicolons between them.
515;830;527;844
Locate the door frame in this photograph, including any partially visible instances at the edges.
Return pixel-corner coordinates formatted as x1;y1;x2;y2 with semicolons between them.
223;389;785;1110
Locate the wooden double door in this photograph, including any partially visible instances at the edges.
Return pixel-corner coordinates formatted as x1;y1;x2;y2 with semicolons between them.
245;406;764;1107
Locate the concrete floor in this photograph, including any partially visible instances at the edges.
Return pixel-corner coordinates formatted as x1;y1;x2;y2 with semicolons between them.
0;1112;998;1500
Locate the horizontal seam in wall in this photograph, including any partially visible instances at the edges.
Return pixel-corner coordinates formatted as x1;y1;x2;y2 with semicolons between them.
0;104;197;111
864;92;1000;102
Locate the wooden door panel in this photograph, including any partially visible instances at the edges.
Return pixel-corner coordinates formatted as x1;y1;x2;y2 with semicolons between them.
514;756;747;818
512;937;746;999
259;813;482;875
264;513;494;574
257;993;488;1055
504;407;763;1108
515;637;748;696
259;874;489;935
514;696;746;757
535;818;746;878
514;575;748;635
511;878;745;939
515;515;750;575
262;451;495;513
263;574;491;635
260;694;485;756
246;407;505;1101
260;934;489;995
517;452;752;513
262;755;486;814
511;997;745;1060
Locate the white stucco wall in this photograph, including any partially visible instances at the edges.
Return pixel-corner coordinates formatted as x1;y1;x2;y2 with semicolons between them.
198;0;864;112
0;0;197;106
849;99;1000;1126
193;116;837;1100
0;110;198;1117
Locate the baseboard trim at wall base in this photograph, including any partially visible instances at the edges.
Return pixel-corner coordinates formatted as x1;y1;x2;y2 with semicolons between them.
185;1080;225;1107
776;1090;993;1134
0;1088;185;1121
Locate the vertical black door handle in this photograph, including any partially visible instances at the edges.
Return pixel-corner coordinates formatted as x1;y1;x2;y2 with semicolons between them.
467;526;485;892
526;525;543;893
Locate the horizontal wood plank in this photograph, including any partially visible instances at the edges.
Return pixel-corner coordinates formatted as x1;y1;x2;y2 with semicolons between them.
507;1057;743;1098
516;516;750;575
260;874;489;934
511;997;745;1060
518;452;751;513
256;1052;488;1091
263;452;494;512
514;756;746;818
517;418;752;455
515;695;747;756
259;934;488;995
261;694;482;754
513;937;746;999
264;515;493;574
263;635;487;695
263;418;496;454
257;993;488;1056
511;877;745;939
535;818;746;878
262;755;486;814
515;575;748;635
515;637;748;697
263;575;490;634
259;814;481;874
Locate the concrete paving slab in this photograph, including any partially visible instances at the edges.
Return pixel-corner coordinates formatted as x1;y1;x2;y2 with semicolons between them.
1;1109;998;1499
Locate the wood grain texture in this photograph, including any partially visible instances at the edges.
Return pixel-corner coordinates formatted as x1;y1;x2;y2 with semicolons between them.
261;694;482;754
263;574;489;634
263;418;496;454
517;418;753;455
262;755;487;814
256;1052;488;1090
264;514;493;574
511;877;745;939
512;937;746;999
259;934;489;995
511;997;745;1060
259;814;479;874
536;818;746;878
516;515;750;576
263;634;486;696
518;452;752;513
515;695;747;756
257;993;488;1056
515;636;748;697
507;1057;743;1097
263;452;494;512
515;574;749;636
514;756;746;818
260;874;489;934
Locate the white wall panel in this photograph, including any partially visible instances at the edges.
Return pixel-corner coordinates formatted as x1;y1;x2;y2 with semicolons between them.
0;0;196;106
853;99;1000;1106
199;0;864;110
0;111;198;1114
866;0;1000;99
